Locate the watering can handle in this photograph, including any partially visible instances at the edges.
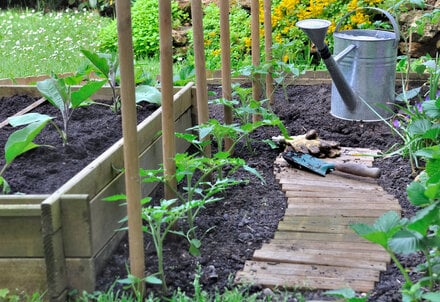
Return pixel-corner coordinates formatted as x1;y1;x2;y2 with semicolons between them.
334;7;400;48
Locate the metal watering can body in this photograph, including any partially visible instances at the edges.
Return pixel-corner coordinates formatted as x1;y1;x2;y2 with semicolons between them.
297;8;400;121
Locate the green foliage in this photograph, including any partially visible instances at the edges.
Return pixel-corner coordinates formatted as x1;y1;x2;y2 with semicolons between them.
0;113;54;194
0;9;110;79
97;0;183;60
186;3;252;71
351;146;440;301
324;288;368;301
36;74;106;145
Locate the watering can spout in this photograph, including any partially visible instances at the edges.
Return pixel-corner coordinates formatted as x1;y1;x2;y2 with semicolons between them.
296;19;358;112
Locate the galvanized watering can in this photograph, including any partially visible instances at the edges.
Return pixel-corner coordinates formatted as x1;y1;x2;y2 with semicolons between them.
297;8;400;121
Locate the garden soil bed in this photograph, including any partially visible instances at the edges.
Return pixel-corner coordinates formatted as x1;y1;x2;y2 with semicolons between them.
0;83;420;301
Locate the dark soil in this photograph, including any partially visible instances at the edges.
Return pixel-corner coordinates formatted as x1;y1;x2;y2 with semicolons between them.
0;84;421;301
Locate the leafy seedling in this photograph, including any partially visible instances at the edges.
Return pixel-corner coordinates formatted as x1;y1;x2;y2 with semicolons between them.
0;113;54;193
36;74;106;145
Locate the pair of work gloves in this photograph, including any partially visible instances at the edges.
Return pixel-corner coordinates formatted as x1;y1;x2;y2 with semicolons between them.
272;129;341;158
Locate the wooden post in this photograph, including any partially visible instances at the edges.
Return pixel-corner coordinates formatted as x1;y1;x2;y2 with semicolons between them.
251;0;262;122
219;0;234;153
264;0;274;104
159;0;177;199
191;0;211;158
115;0;145;289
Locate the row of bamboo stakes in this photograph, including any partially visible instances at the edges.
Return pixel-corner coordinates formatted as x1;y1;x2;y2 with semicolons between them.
115;0;275;293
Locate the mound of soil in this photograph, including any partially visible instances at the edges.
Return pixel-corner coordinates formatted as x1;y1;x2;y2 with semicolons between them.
0;83;421;301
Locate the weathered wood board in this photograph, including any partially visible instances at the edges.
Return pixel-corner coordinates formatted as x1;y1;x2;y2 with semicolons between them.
235;147;402;293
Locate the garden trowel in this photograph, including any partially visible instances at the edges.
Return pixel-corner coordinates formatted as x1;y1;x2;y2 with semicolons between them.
282;151;381;178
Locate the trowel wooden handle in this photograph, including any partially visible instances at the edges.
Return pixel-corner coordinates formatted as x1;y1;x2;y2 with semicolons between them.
333;162;381;178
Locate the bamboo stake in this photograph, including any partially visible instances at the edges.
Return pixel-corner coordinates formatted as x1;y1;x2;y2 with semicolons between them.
219;0;234;152
159;0;177;199
251;0;262;122
191;0;211;158
115;0;145;290
264;0;274;104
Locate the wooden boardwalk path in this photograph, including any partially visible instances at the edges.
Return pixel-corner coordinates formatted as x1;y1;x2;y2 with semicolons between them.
235;147;401;293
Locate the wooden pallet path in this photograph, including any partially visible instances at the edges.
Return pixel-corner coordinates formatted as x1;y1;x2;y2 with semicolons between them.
235;147;401;293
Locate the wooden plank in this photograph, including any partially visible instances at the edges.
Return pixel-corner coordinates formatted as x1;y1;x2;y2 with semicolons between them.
0;215;44;256
235;270;376;292
285;190;395;199
0;258;47;293
255;244;390;263
278;220;364;234
286;200;401;211
0;204;40;216
274;231;370;243
268;238;386;252
253;247;386;270
280;181;383;192
281;214;377;224
41;197;67;301
284;207;397;217
0;194;49;205
239;261;380;282
287;196;399;205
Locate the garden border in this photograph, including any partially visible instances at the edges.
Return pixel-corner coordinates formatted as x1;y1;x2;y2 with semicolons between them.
0;82;197;301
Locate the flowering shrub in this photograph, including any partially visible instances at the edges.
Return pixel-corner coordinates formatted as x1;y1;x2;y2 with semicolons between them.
269;0;388;62
185;3;252;71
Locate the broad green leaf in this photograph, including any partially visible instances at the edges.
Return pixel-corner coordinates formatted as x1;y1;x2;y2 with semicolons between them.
389;229;423;254
5;118;51;164
135;85;161;105
8;112;53;127
81;49;110;76
407;119;432;136
351;211;402;248
396;87;421;102
415;145;440;159
243;164;266;184
36;77;67;110
425;182;440;199
189;239;201;256
422;99;440;119
421;127;440;140
426;158;440;183
407;181;430;206
422;292;440;301
145;275;162;285
407;203;439;235
324;288;356;298
0;177;10;194
71;80;106;107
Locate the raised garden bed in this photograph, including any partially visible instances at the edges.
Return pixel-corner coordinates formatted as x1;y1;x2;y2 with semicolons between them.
0;82;196;301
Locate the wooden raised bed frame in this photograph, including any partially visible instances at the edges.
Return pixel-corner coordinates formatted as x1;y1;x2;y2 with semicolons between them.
0;83;196;301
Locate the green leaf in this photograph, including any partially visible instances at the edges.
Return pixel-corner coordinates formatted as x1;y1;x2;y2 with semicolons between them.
407;181;431;206
396;87;421;102
189;239;201;256
422;292;440;301
135;85;161;105
389;229;423;254
8;112;53;127
0;177;11;194
5;117;52;164
81;48;110;76
71;80;106;108
422;99;440;119
145;275;162;285
36;77;67;110
426;158;440;183
103;194;127;202
324;288;356;298
407;203;439;235
351;211;403;248
407;119;432;136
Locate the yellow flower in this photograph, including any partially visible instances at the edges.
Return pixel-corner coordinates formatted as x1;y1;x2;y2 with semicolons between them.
244;37;251;48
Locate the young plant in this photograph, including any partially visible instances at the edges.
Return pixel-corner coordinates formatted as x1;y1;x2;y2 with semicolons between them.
351;146;440;301
0;113;54;193
81;48;162;110
81;49;121;112
36;73;106;145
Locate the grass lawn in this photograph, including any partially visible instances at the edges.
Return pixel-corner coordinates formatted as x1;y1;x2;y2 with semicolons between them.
0;8;111;79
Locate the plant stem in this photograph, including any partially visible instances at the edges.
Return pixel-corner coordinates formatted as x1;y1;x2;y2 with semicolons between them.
388;249;413;285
